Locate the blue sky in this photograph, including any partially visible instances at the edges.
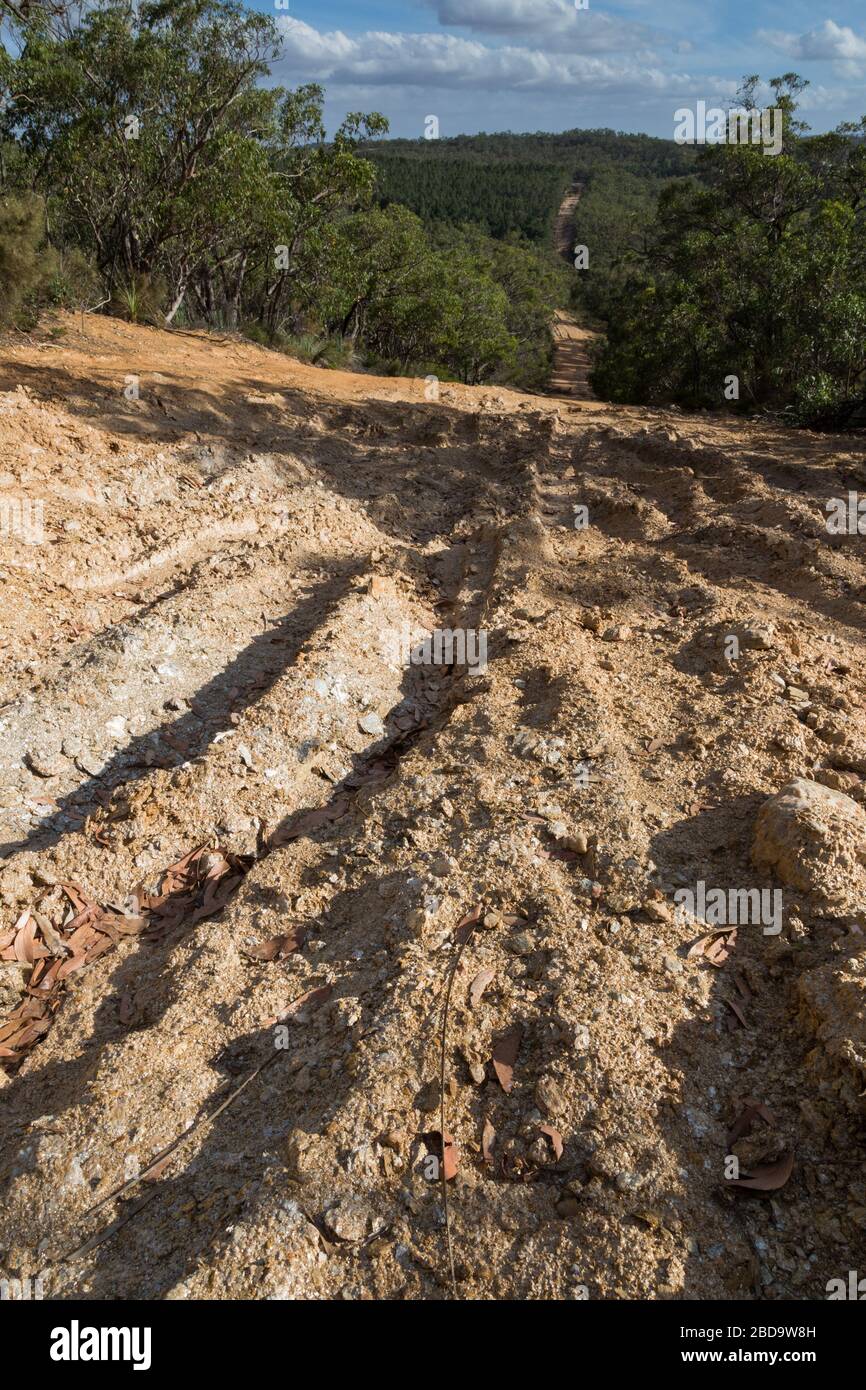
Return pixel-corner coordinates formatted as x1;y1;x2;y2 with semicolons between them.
247;0;866;138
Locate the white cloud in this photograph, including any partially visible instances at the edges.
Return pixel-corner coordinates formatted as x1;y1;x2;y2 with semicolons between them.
271;12;861;138
275;18;695;93
429;0;578;29
423;0;660;51
758;18;866;62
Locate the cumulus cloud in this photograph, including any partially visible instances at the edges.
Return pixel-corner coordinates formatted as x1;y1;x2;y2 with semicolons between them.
274;17;692;93
758;18;866;62
428;0;579;29
422;0;660;51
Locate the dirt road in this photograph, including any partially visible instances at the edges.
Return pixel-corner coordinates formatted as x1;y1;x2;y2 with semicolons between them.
0;311;864;1301
550;183;598;400
554;182;583;260
549;308;596;400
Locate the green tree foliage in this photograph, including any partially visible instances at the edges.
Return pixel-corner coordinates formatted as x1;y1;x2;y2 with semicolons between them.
430;224;570;386
2;0;386;328
568;169;674;323
369;155;568;242
0;187;98;325
591;78;866;425
319;204;451;367
363;129;696;247
0;0;565;386
318;209;566;386
0;191;54;323
7;0;281;296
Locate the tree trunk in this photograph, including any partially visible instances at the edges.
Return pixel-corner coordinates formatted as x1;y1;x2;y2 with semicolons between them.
225;251;247;330
164;282;187;325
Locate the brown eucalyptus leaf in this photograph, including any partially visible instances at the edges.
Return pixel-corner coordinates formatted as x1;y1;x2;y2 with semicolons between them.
492;1024;522;1093
469;968;495;1008
728;1152;794;1192
539;1124;564;1160
481;1119;496;1168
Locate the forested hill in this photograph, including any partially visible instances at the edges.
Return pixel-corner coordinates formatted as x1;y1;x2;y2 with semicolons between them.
366;156;567;243
361;130;697;244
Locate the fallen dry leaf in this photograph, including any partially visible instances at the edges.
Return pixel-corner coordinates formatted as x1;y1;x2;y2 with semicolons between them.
469;968;495;1009
1;849;253;1069
424;1129;458;1180
481;1119;496;1168
454;903;483;945
14;912;40;965
270;984;333;1025
723;995;748;1027
57;952;87;980
492;1024;522;1093
539;1124;564;1160
90;820;113;848
687;934;715;961
242;928;306;961
441;1132;458;1181
728;1151;794;1193
728;1098;777;1147
687;926;737;964
705;935;734;965
34;912;70;958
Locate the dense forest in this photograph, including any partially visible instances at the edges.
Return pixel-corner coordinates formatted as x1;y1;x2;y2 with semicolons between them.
364;128;697;177
592;77;866;425
366;155;569;244
0;0;569;388
363;130;696;283
364;110;866;426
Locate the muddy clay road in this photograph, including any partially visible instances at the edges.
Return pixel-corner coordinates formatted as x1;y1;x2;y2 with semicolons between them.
0;312;865;1301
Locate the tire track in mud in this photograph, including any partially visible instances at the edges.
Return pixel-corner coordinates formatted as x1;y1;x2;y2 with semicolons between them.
68;409;539;1300
0;436;507;1270
264;526;502;853
67;517;276;592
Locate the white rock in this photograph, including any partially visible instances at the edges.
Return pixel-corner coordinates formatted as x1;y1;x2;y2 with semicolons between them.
359;713;384;737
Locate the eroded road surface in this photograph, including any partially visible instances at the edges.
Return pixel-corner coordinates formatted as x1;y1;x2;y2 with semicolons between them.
0;312;865;1301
